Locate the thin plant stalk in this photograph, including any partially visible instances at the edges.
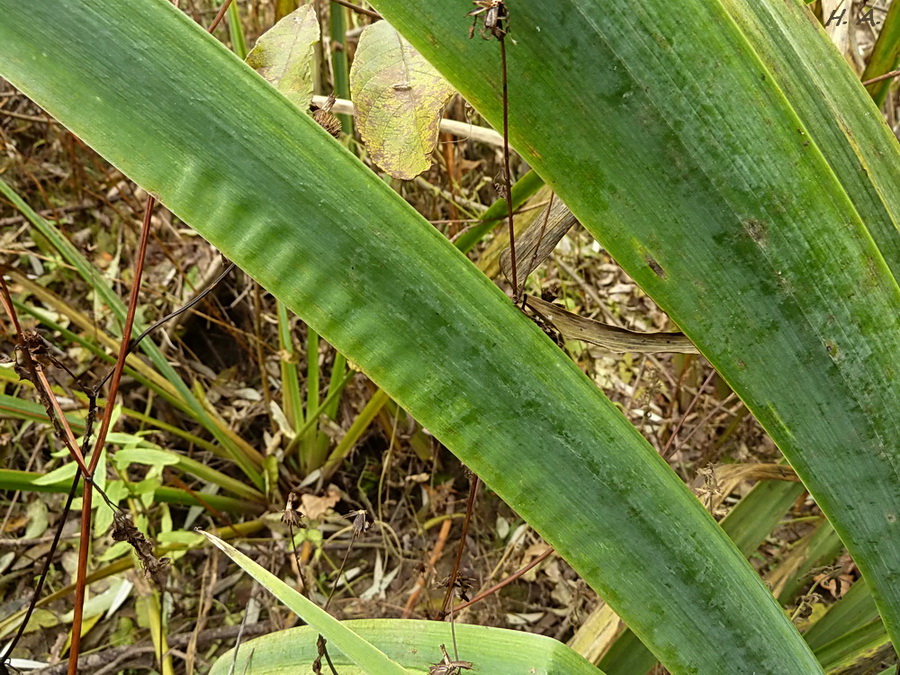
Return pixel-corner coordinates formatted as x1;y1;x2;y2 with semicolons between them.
278;301;305;431
68;195;154;675
321;388;389;478
329;3;353;134
304;327;324;471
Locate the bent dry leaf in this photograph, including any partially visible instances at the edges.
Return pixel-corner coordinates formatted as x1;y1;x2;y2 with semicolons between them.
525;295;698;354
499;194;578;295
246;4;320;111
351;20;457;179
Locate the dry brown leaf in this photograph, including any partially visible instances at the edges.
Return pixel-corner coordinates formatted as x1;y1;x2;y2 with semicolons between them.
300;485;342;520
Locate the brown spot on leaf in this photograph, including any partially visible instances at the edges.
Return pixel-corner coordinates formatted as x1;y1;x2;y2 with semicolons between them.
647;256;666;279
742;218;767;245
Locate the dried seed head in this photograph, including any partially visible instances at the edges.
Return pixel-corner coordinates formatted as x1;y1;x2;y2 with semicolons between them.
348;509;369;537
438;572;476;601
312;93;342;138
112;510;170;587
281;491;305;528
313;109;342;138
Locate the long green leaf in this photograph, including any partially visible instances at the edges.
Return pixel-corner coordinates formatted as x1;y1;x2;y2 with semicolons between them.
209;619;602;674
600;477;808;672
719;0;900;277
200;532;408;675
0;1;821;671
367;0;900;649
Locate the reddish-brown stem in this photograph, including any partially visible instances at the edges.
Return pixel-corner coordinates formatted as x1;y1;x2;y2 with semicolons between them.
68;196;154;675
441;475;479;615
2;277;88;472
68;483;93;674
330;0;381;20
33;366;88;473
499;37;518;302
452;546;554;613
0;274;23;335
862;68;899;86
207;0;234;32
86;197;153;474
65;1;237;669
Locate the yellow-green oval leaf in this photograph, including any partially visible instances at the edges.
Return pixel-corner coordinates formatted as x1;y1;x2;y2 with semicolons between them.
351;20;456;180
246;5;320;110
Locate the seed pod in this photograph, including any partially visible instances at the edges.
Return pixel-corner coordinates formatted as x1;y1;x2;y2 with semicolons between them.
312;93;342;138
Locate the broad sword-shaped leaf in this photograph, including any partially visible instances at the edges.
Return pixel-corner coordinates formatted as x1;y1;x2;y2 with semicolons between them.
0;1;823;671
366;0;900;652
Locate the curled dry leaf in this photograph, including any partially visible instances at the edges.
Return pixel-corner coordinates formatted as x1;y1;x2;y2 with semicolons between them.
500;194;578;296
246;5;320;111
301;485;342;520
525;295;699;355
351;21;457;180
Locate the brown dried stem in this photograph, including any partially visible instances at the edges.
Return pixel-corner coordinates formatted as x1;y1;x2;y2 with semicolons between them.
68;195;154;675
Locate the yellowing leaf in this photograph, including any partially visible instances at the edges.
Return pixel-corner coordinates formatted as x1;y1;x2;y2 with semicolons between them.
351;21;456;180
246;5;319;110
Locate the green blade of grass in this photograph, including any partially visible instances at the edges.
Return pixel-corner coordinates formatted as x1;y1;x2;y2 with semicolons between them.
322;388;389;477
0;1;824;670
329;4;354;135
804;578;882;652
455;168;544;254
0;469;263;514
226;0;248;60
0;393;263;502
0;372;218;457
813;618;892;673
277;300;305;431
860;0;900;107
200;532;409;675
303;325;325;471
323;350;348;420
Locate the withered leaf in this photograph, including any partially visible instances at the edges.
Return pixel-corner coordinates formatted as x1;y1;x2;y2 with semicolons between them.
246;5;320;111
525;295;699;355
351;21;457;180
